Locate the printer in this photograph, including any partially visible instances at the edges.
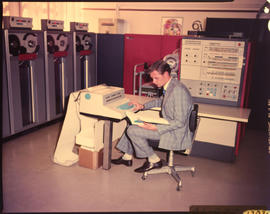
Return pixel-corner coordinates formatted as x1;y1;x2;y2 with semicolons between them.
79;84;136;120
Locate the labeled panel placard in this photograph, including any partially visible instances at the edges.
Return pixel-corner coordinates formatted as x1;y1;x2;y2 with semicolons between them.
180;37;247;106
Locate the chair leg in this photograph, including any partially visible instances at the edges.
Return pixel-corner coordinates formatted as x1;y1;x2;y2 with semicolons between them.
141;151;195;191
142;166;171;180
170;167;182;191
174;166;195;177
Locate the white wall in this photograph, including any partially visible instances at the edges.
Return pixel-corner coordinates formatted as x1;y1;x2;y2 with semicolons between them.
2;1;268;34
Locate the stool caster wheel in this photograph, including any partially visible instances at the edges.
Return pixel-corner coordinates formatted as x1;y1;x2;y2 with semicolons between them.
142;174;147;180
191;168;195;177
177;181;182;191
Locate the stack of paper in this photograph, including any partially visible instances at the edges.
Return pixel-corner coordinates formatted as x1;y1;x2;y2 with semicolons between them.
126;110;169;125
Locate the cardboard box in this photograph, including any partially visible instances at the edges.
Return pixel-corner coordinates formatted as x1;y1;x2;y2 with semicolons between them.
78;147;103;170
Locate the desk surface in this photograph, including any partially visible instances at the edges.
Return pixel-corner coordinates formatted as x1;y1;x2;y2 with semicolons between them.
126;94;154;104
196;103;251;123
126;94;251;123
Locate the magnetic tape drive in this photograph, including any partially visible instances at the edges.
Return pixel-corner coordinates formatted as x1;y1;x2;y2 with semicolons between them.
70;22;93;53
41;19;69;54
3;16;40;56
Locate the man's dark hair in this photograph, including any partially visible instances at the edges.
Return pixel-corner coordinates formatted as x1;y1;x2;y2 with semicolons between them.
147;59;171;75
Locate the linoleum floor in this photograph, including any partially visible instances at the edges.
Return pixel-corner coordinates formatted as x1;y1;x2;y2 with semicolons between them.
2;121;270;213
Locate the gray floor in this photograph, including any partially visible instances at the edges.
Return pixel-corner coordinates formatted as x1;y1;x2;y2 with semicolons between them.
2;121;270;213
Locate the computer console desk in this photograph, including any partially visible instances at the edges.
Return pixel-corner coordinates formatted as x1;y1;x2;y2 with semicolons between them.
101;94;251;169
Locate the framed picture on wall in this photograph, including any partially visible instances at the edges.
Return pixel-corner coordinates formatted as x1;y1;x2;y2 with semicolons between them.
161;17;183;36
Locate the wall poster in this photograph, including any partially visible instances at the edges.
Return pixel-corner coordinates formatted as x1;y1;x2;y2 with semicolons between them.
161;17;183;36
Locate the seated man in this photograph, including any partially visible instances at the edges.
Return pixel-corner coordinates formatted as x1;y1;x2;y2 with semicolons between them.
112;59;193;173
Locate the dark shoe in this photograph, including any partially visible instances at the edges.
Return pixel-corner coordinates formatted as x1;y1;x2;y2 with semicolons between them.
111;157;132;167
134;160;162;173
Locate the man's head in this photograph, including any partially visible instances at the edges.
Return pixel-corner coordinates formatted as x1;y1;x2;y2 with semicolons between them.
147;60;171;88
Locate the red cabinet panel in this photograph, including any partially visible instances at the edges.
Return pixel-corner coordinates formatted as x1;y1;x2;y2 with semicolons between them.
123;34;182;94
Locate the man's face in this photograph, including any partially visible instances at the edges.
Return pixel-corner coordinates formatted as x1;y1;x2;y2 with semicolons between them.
150;70;169;88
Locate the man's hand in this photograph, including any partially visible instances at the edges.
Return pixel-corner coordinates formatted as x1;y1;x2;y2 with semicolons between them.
138;122;157;130
129;101;144;111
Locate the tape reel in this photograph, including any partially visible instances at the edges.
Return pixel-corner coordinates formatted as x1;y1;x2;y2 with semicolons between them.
8;33;39;56
76;36;83;52
56;33;68;52
163;52;179;77
81;34;93;50
47;33;69;54
23;33;38;54
76;34;93;52
9;34;21;56
192;20;202;31
47;35;57;54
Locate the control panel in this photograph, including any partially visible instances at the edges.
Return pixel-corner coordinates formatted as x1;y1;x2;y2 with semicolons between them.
3;16;33;29
70;22;88;32
41;19;64;31
180;37;247;105
181;79;239;101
